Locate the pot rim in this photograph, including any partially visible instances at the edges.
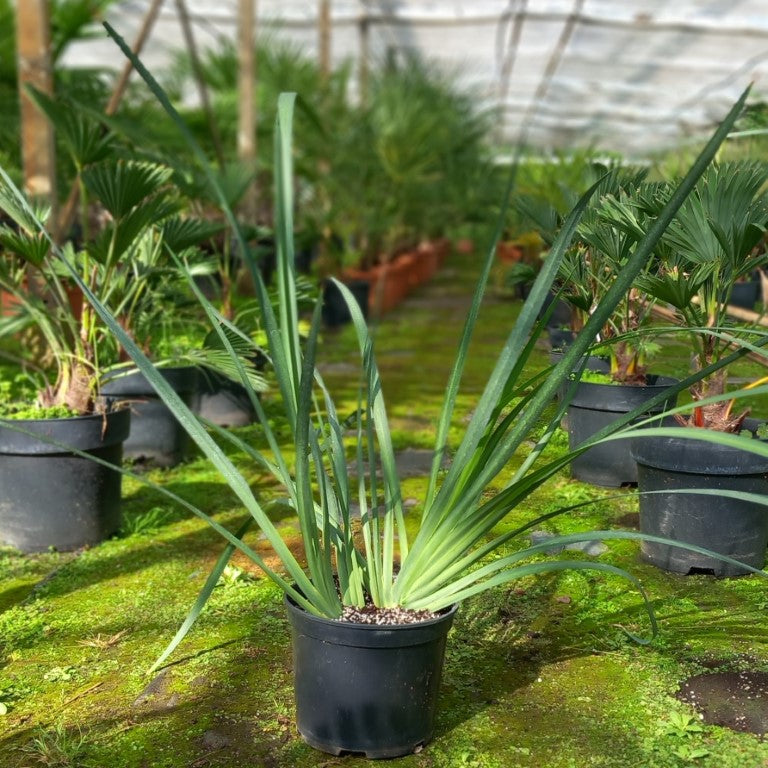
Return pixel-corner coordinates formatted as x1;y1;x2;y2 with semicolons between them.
0;405;128;426
631;429;768;475
0;406;130;454
100;365;200;396
284;594;458;630
568;374;679;413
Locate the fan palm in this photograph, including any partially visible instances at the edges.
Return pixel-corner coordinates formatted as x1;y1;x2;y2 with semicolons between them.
610;161;768;429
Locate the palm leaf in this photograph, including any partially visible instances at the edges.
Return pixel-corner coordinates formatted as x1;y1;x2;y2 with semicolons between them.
161;217;224;252
82;160;174;219
0;227;49;266
26;86;113;168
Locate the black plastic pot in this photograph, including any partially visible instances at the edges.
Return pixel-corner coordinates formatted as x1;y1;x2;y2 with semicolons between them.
725;280;760;310
0;408;130;552
322;279;370;327
549;350;610;374
547;327;576;351
539;291;571;326
516;281;533;300
631;425;768;576
567;375;678;487
285;597;457;758
196;370;255;428
101;367;199;467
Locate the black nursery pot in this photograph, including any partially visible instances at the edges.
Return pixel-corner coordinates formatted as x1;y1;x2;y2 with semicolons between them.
101;366;199;467
566;375;678;487
0;408;130;552
631;426;768;576
547;327;576;351
726;280;760;310
538;291;571;327
196;370;255;428
322;279;369;327
285;597;458;759
549;350;610;374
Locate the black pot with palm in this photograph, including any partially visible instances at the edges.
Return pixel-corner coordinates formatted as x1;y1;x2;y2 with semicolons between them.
0;92;231;544
520;168;676;486
624;161;768;573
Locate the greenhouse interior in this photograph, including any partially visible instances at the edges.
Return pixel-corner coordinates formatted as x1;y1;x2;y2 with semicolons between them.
3;1;768;766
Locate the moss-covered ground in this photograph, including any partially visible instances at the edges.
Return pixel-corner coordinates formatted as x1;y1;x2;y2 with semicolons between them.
1;247;768;768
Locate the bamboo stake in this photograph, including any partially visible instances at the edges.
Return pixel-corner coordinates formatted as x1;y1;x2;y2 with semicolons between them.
105;0;165;115
358;13;369;105
318;0;331;81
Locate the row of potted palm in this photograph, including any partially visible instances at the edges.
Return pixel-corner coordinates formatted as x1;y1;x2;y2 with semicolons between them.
0;18;492;555
160;41;495;296
6;20;495;327
520;160;768;576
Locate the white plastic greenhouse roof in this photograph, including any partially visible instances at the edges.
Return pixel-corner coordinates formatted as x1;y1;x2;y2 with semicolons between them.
68;0;768;156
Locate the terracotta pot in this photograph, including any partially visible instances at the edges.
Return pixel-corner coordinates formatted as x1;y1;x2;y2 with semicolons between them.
342;239;443;316
0;290;20;317
416;242;440;281
1;282;83;320
342;264;404;315
396;252;422;290
379;260;412;310
65;282;84;321
496;241;524;263
432;237;452;265
455;238;474;255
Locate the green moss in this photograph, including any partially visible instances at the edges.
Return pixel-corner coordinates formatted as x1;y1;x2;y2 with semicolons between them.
1;249;768;766
0;402;82;419
573;369;615;385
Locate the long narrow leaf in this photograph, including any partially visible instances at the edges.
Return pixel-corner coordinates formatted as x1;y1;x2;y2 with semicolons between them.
149;517;254;674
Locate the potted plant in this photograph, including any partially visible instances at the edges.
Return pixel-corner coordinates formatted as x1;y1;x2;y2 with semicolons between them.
0;90;260;550
0;172;131;551
513;151;611;345
519;170;677;486
95;233;267;463
29;31;768;756
622;161;768;575
33;88;267;464
315;54;491;320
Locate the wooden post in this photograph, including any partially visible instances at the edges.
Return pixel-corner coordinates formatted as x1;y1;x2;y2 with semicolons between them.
16;0;56;219
318;0;331;80
237;0;258;223
57;0;166;239
175;0;225;166
358;13;369;105
105;0;165;116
